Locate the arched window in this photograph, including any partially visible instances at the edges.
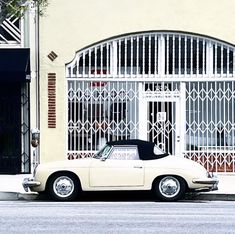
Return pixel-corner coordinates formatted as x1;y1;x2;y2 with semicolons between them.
66;32;235;79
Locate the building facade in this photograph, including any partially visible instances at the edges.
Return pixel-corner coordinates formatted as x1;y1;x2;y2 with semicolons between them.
0;5;38;175
39;0;235;173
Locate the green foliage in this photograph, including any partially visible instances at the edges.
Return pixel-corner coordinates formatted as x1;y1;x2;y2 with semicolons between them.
0;0;48;23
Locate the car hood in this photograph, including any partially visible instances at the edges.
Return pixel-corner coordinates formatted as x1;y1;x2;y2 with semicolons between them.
38;157;95;169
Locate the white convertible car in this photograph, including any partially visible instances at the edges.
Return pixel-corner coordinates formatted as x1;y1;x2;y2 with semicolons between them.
23;139;218;201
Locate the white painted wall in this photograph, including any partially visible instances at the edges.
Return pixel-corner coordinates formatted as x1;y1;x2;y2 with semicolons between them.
39;0;235;162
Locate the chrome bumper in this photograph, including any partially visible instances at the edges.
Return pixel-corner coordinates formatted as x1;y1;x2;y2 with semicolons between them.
22;178;41;192
192;176;219;191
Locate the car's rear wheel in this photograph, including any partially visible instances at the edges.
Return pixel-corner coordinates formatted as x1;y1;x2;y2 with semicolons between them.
48;173;80;201
153;176;186;202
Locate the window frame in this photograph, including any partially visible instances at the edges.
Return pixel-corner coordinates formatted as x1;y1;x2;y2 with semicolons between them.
107;145;140;160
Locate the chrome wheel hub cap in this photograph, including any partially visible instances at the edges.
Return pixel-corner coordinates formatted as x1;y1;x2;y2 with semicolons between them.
159;176;180;198
53;176;74;198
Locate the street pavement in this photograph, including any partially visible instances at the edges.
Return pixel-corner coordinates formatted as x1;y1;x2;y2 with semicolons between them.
1;201;235;233
0;174;234;201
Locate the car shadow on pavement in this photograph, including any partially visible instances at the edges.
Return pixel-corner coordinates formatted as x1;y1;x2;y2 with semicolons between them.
35;191;205;203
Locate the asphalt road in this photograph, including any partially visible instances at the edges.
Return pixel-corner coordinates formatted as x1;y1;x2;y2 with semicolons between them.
0;201;234;234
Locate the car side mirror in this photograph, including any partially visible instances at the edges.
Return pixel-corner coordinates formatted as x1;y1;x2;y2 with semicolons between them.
100;157;107;161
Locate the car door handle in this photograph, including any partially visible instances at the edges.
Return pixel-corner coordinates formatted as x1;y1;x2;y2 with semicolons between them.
134;166;143;169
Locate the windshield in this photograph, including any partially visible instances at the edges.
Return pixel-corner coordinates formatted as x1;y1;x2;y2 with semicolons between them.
93;145;112;159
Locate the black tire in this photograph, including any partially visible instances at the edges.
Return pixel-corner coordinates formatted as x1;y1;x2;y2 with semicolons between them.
153;176;186;202
47;173;80;201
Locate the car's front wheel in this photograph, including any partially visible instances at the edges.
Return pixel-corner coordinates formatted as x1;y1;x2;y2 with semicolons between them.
48;173;80;201
153;176;186;202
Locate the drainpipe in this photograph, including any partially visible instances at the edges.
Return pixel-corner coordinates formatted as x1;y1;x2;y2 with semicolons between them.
36;3;40;164
31;2;40;169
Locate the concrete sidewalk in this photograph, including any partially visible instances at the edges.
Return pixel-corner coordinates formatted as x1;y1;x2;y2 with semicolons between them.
0;174;234;201
0;174;38;201
189;174;235;201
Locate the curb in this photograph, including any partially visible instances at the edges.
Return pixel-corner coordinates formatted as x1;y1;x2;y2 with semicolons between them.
0;192;38;201
0;191;235;201
192;193;235;201
0;192;19;201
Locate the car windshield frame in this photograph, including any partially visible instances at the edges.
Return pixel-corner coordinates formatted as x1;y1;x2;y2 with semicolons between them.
93;144;112;159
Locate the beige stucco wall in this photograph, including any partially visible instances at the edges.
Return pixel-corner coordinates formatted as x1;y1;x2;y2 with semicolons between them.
39;0;235;162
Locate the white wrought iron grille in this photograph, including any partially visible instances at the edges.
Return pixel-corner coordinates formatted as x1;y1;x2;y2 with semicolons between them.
21;82;30;173
66;32;235;173
0;15;22;46
144;82;181;155
147;101;177;155
67;80;139;159
185;81;235;173
66;32;235;79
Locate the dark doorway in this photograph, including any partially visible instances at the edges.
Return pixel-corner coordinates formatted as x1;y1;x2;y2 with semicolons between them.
0;83;21;174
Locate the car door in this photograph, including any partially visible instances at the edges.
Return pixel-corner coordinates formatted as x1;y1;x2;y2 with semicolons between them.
89;146;144;187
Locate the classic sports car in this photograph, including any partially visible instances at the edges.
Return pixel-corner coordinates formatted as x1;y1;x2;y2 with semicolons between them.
23;139;218;202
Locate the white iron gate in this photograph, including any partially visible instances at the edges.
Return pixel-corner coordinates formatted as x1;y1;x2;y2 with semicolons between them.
67;80;140;157
185;81;235;173
146;100;179;155
66;32;235;173
139;82;182;156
